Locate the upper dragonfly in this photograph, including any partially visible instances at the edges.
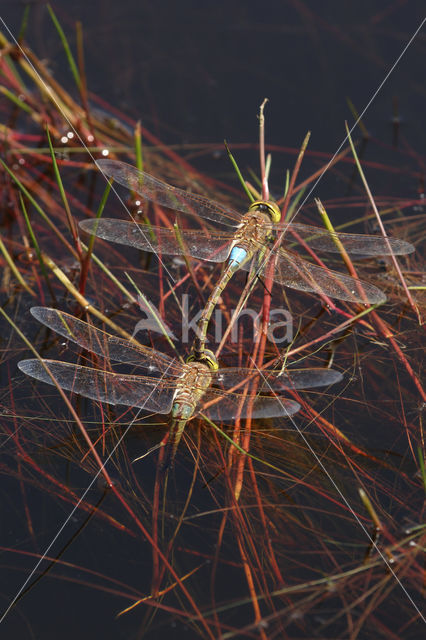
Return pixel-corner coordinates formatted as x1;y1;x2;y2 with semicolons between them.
80;160;414;354
19;307;343;466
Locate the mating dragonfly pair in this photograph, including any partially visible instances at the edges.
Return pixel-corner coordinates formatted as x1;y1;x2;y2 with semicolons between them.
81;160;413;357
19;161;414;463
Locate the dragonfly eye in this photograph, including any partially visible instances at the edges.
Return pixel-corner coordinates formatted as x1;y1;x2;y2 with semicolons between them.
201;349;219;370
249;200;281;223
186;349;219;371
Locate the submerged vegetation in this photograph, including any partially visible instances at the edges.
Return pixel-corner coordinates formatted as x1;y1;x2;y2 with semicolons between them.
0;7;424;640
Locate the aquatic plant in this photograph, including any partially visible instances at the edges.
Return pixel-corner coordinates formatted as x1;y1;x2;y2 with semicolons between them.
0;8;424;640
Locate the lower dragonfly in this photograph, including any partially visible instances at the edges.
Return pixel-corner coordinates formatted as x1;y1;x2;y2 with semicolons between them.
80;160;414;357
19;307;343;465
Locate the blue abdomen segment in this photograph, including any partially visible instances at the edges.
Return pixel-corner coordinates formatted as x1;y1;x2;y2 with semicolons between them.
229;246;248;268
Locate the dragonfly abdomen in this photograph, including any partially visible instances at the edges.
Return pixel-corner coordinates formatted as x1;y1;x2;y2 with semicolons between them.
166;361;213;464
228;246;249;268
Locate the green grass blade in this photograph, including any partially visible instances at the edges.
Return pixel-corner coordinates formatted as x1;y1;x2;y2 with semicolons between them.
0;158;77;258
19;193;49;282
0;87;32;114
0;233;34;295
47;4;81;90
46;127;78;245
224;140;254;202
134;121;143;172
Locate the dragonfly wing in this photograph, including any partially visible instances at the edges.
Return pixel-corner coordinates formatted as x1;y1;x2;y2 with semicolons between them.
18;359;176;414
198;388;300;422
79;219;232;263
97;160;242;227
242;249;387;304
213;367;343;391
30;307;181;376
274;222;414;256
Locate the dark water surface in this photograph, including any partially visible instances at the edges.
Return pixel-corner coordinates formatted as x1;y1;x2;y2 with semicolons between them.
4;1;426;151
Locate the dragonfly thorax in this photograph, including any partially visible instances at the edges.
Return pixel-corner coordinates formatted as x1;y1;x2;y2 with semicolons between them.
233;210;274;255
171;361;213;420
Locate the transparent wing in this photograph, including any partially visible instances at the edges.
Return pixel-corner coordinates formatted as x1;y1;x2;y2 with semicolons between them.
30;307;182;377
79;219;233;263
274;222;414;256
199;388;300;421
18;359;176;414
97;159;242;227
242;249;387;304
212;367;343;391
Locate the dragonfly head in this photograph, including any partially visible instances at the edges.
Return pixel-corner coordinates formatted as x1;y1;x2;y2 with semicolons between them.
186;349;219;371
249;200;281;223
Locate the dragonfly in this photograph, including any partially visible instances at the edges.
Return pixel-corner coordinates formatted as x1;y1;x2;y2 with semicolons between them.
19;307;343;465
80;160;414;356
